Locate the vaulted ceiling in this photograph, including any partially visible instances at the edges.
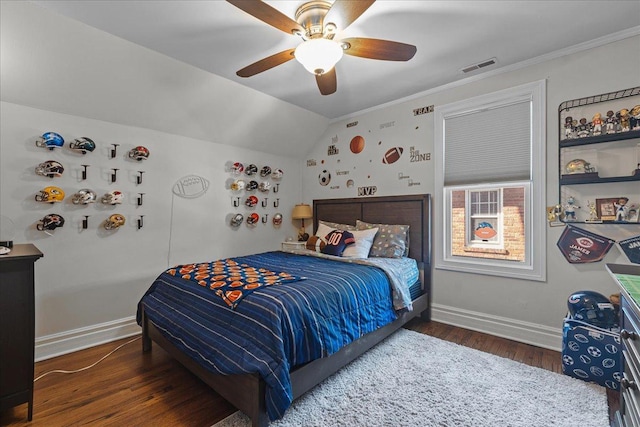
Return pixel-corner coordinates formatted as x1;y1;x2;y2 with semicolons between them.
33;1;640;119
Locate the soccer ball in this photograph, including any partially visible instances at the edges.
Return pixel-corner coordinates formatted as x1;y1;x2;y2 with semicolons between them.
319;170;331;186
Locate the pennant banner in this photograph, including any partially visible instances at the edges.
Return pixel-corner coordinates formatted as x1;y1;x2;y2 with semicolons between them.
618;235;640;264
557;225;615;264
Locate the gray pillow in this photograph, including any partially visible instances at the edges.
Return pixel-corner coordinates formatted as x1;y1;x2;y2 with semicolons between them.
356;220;410;258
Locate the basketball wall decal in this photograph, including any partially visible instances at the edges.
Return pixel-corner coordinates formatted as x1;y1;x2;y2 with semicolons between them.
350;136;365;154
173;175;210;198
382;147;403;164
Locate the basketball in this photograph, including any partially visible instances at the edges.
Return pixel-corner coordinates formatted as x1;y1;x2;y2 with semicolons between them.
350;136;365;154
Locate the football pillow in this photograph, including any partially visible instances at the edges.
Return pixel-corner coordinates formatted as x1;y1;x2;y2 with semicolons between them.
306;235;326;252
321;230;356;256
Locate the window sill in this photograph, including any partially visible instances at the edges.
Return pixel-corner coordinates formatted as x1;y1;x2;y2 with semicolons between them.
463;247;509;255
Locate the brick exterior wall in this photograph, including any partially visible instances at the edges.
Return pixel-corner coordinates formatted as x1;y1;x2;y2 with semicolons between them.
451;187;526;262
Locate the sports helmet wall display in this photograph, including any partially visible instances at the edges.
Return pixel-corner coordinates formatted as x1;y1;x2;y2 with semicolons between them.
37;214;65;231
128;146;150;161
35;160;64;178
72;189;97;205
227;161;284;228
35;132;64;150
35;186;65;203
69;137;96;154
101;190;123;205
104;214;126;230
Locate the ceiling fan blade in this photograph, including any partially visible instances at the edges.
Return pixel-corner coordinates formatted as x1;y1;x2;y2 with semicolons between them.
341;37;417;61
316;68;337;95
227;0;305;35
236;48;296;77
324;0;375;31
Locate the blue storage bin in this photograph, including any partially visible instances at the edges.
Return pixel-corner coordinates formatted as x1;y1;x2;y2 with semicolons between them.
561;316;621;390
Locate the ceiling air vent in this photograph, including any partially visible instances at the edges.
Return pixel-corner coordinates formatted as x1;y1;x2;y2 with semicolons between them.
461;58;497;74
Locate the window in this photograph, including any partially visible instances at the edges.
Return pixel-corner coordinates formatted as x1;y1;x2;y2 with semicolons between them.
434;81;546;281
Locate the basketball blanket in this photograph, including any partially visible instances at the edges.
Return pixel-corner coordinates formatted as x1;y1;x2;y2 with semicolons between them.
166;258;305;309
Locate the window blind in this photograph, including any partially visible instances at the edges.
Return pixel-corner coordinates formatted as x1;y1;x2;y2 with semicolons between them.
444;100;531;185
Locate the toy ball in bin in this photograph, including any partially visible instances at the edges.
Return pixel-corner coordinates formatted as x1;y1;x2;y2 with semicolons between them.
568;291;618;329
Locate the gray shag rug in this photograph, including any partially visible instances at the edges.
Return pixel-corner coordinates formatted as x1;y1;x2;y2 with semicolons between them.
213;328;608;427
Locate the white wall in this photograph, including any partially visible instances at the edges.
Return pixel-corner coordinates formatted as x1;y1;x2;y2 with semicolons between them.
302;35;640;350
0;2;307;360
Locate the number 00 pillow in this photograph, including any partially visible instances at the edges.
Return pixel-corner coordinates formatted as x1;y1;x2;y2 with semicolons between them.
321;230;355;256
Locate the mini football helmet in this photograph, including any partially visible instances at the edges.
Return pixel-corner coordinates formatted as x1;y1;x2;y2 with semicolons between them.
231;162;244;175
71;189;97;205
69;137;96;154
104;214;126;230
230;213;244;227
35;186;65;203
246;180;258;191
245;164;258;176
35;160;64;178
128;146;150;161
35;132;64;150
101;190;123;205
568;291;617;329
245;195;258;207
260;166;272;177
246;213;259;225
37;214;65;231
230;180;246;191
271;168;284;179
258;182;271;193
272;213;283;226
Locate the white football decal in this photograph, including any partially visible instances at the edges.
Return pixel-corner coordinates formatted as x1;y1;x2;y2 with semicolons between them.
173;175;210;198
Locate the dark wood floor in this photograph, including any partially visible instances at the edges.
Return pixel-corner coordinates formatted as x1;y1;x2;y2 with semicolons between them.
1;319;618;426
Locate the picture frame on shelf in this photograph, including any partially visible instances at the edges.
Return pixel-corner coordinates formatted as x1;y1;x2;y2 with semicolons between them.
595;198;618;221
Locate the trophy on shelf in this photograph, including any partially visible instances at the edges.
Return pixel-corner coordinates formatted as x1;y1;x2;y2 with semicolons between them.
547;204;564;227
585;200;602;223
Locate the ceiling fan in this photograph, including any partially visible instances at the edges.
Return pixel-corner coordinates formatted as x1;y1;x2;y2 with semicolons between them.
227;0;417;95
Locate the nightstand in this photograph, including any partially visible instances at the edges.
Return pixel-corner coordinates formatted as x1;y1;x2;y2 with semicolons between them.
0;243;43;421
282;241;306;251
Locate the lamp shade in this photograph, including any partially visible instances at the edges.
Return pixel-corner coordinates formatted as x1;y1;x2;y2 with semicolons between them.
294;38;343;75
291;204;313;219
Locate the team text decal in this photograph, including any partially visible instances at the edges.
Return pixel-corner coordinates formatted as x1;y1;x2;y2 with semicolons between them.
328;145;339;155
413;105;434;116
347;121;358;128
380;121;395;129
307;159;317;167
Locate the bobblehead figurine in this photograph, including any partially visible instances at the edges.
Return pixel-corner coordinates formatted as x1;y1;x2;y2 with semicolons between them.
591;113;603;136
630;105;640;130
615;197;629;222
564;116;574;139
605;110;618;134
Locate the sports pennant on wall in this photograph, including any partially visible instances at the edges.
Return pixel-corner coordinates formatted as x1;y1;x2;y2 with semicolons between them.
556;225;615;264
618;235;640;264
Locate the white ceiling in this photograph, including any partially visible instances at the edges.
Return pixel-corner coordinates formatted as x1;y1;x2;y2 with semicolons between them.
33;1;640;119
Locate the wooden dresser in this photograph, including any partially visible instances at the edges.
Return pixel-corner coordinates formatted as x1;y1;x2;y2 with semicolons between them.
607;263;640;427
0;244;43;421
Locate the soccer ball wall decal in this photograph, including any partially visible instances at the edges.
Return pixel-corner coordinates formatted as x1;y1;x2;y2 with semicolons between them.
319;170;331;186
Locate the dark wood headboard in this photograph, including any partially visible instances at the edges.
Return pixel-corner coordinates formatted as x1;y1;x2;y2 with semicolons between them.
313;194;432;272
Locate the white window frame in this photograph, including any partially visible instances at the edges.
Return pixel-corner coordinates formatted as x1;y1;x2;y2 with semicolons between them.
466;186;503;249
434;80;546;281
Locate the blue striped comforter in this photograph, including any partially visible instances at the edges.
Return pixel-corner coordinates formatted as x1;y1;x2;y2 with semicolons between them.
136;251;397;421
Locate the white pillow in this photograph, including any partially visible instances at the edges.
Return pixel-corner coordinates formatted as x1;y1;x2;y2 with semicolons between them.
315;222;334;240
342;228;378;259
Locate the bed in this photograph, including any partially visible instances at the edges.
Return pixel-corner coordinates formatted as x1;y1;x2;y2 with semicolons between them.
138;194;432;427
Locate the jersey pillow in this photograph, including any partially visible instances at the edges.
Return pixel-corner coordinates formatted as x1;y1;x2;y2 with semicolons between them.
321;229;356;256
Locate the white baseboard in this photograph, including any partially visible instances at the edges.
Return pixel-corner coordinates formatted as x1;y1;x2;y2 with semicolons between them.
34;307;562;362
35;316;141;362
431;303;563;352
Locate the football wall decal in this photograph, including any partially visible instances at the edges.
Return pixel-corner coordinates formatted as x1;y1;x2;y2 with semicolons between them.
172;175;210;198
383;147;403;164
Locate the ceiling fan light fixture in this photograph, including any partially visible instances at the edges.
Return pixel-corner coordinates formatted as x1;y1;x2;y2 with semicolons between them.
294;38;343;75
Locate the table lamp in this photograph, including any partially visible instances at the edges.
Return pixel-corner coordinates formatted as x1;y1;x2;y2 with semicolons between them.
291;204;313;241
